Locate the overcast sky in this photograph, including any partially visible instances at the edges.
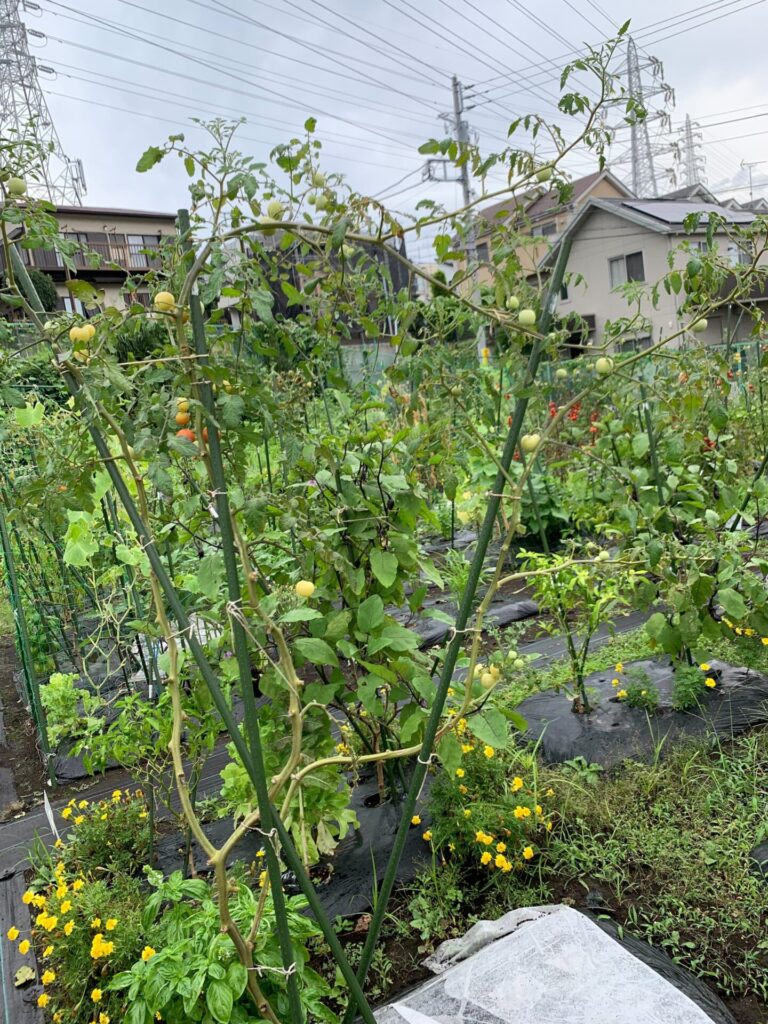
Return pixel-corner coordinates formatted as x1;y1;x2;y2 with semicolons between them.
23;0;768;261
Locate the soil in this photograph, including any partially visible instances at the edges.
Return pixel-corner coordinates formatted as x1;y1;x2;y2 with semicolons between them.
0;638;47;808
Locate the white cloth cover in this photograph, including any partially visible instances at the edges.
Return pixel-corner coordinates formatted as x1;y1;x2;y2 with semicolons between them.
375;905;714;1024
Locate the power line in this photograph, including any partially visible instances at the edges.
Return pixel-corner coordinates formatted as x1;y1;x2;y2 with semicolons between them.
39;0;441;134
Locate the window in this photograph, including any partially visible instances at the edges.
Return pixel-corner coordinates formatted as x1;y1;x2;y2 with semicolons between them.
609;251;645;287
539;221;557;238
476;242;489;261
693;240;709;253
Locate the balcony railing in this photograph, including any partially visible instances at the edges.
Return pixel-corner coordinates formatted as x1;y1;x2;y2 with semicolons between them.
6;242;162;273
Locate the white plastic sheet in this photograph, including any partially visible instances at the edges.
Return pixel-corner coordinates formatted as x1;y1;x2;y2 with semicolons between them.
375;906;715;1024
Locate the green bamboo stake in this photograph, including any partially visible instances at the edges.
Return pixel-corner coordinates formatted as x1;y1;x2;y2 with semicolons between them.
341;237;574;1019
0;503;53;781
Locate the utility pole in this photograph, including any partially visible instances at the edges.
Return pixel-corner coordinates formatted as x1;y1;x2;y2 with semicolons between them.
451;75;478;265
0;0;85;204
741;160;764;203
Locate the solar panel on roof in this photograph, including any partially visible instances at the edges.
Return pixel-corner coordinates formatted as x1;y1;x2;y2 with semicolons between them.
622;200;754;224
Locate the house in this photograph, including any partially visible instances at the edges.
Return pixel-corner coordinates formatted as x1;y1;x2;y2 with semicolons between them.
467;169;633;281
541;196;760;351
1;205;177;313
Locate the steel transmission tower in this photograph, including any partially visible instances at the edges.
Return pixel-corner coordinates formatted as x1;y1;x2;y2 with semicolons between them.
606;38;675;197
0;0;85;204
680;114;706;187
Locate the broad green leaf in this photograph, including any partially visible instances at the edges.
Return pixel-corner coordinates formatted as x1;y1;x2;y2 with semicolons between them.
719;587;747;620
370;549;398;588
136;146;165;172
468;708;508;749
357;594;385;633
13;402;44;428
437;731;462;778
293;637;339;667
280;607;324;623
63;511;98;566
206;979;234;1024
631;433;650;459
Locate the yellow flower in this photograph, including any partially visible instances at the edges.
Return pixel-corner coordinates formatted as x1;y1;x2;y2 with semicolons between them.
256;850;265;859
463;809;471;818
458;784;468;794
511;776;523;792
72;880;84;892
611;678;619;687
18;939;30;954
410;815;421;826
483;745;495;759
42;916;58;932
31;895;46;909
447;687;455;696
546;820;553;831
422;831;433;842
54;864;65;878
456;718;467;734
22;891;33;905
100;814;107;821
704;677;717;688
513;805;531;819
141;946;156;961
91;918;101;929
535;804;543;815
37;993;49;1008
112;790;122;801
616;689;628;699
42;945;53;958
42;969;56;985
745;628;756;637
258;871;267;887
496;842;507;853
461;744;473;754
99;1014;111;1024
615;663;623;673
90;933;113;959
60;900;72;914
139;811;148;819
53;1013;63;1024
480;851;492;865
455;768;465;778
105;919;117;931
64;921;74;937
78;800;88;809
699;662;711;672
91;987;103;1002
55;885;67;899
522;846;535;860
35;912;47;926
54;839;64;849
546;788;555;797
494;853;509;869
6;926;19;941
67;798;76;807
74;815;84;825
61;807;72;820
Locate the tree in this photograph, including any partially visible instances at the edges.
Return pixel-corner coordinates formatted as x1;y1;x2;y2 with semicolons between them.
28;269;58;312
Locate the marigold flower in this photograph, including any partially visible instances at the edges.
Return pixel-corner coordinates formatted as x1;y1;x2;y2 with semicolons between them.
546;788;555;797
53;1013;63;1024
461;744;473;754
611;678;619;687
458;784;468;794
91;918;101;929
535;805;543;815
100;814;107;821
55;885;67;900
105;919;117;931
410;815;421;826
422;831;432;842
37;993;49;1008
496;842;507;853
616;689;628;699
92;987;103;1002
60;900;72;915
483;746;495;759
74;815;84;825
615;663;623;673
494;854;509;869
522;846;535;860
42;916;58;932
6;926;19;941
61;807;72;820
463;809;471;818
139;811;148;820
141;946;156;961
513;805;531;819
480;851;492;865
258;871;267;887
699;662;711;672
64;921;74;937
31;895;46;909
78;800;88;810
256;849;265;859
19;939;30;954
21;891;33;905
761;637;768;646
456;718;467;734
704;677;717;688
54;839;63;849
455;768;465;778
112;790;122;801
72;880;84;892
42;969;56;985
511;777;523;792
42;945;53;957
99;1014;111;1024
